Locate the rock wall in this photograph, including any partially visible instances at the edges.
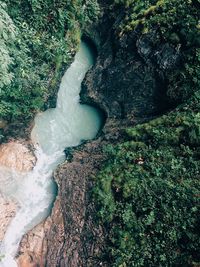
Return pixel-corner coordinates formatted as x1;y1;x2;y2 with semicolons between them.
81;6;180;124
17;139;108;267
0;142;35;172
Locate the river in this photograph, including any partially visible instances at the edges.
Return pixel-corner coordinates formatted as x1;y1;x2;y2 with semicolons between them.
0;41;102;266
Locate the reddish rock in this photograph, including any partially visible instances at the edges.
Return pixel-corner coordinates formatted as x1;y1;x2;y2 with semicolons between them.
0;140;35;243
0;197;17;241
17;139;108;267
0;141;35;172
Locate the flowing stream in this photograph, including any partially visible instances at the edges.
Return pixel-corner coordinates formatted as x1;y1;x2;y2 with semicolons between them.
0;41;102;266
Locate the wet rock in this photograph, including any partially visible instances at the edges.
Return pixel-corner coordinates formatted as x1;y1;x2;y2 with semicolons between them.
0;141;35;172
17;253;40;267
0;197;17;241
81;16;182;124
155;43;181;71
17;199;64;267
18;139;108;267
0;140;35;244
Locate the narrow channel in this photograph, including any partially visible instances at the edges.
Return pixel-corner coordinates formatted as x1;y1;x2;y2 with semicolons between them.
0;41;103;266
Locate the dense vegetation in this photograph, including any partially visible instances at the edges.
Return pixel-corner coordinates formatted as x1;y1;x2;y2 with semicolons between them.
1;0;200;266
114;0;200;103
95;105;200;266
94;0;200;266
0;0;99;140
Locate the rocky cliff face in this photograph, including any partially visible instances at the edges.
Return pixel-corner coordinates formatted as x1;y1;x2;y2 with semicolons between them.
81;7;181;124
17;140;108;267
16;3;181;266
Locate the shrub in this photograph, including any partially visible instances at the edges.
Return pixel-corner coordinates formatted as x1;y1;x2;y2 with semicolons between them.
94;106;200;266
0;0;100;125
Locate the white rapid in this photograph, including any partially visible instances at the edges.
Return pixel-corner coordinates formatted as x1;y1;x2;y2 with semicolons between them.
0;41;102;266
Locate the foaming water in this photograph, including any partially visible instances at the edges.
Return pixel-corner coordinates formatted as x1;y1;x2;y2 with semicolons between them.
0;42;102;266
31;41;101;154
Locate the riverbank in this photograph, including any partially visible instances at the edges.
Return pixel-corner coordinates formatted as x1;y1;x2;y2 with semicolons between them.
0;141;35;246
0;41;104;267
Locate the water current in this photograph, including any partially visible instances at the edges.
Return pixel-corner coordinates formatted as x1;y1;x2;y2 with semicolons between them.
0;41;102;266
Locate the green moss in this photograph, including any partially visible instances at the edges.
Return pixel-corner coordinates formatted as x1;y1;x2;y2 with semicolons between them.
94;104;200;266
114;0;200;104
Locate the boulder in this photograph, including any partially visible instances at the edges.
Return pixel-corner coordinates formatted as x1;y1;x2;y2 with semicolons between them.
0;141;35;172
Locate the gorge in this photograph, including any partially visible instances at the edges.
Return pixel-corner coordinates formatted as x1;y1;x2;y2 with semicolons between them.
0;0;199;266
0;41;103;267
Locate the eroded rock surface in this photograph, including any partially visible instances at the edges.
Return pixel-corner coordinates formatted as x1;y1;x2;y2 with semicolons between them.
0;141;35;172
18;139;108;267
81;4;181;124
0;197;17;241
17;199;64;267
0;140;35;244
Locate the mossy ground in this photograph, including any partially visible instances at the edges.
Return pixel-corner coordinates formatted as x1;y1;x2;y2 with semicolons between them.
94;1;200;266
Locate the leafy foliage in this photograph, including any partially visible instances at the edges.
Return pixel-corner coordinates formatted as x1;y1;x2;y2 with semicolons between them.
0;1;15;88
94;102;200;266
0;0;100;124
